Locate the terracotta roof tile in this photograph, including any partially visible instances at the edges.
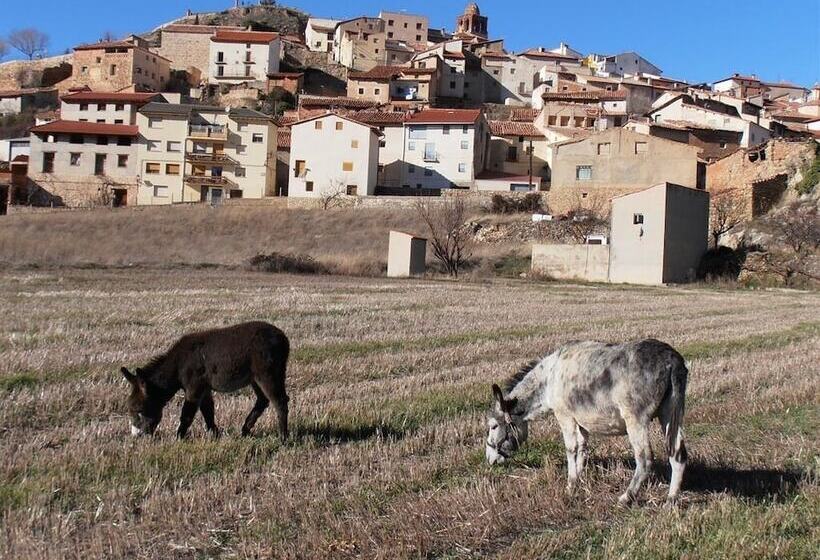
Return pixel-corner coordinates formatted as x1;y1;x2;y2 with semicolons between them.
30;120;139;136
277;129;291;149
489;120;542;137
511;108;540;122
405;108;481;124
299;95;380;109
212;30;279;44
349;110;407;124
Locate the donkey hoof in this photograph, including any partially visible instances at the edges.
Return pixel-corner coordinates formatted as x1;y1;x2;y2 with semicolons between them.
663;497;679;510
617;493;633;507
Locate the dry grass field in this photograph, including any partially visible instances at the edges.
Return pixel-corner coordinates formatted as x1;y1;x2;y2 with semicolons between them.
0;268;818;559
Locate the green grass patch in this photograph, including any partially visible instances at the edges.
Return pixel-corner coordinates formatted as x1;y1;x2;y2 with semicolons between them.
680;322;820;361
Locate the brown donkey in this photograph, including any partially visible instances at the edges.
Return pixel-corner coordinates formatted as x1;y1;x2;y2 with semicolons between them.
121;321;290;440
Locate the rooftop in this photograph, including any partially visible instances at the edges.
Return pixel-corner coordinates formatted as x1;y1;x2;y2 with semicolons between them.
542;90;627;101
299;95;381;109
488;120;542;137
405;108;482;125
162;24;244;34
30;120;139;136
211;30;279;44
61;91;162;104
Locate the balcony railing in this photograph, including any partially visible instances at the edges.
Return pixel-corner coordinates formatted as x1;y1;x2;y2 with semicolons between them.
188;125;228;140
184;174;237;188
186;152;237;165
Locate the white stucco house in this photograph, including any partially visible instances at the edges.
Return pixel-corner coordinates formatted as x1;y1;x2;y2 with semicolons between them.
209;30;281;84
288;113;381;198
305;18;340;53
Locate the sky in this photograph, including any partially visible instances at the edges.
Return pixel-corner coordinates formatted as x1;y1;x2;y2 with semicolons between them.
2;0;819;86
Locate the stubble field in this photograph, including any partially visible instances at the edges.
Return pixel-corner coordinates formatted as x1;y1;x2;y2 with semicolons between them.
0;268;818;559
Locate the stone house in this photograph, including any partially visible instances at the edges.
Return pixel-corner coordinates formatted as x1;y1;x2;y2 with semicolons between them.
332;17;387;71
28;120;140;207
288;113;381;198
266;72;304;96
209;30;281;85
400;108;488;189
157;24;244;79
136;103;277;205
712;74;766;98
548;128;700;214
71;37;171;92
379;11;428;45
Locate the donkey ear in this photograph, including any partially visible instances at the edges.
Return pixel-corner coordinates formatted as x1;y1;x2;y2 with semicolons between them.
121;367;137;384
492;384;504;406
505;397;519;414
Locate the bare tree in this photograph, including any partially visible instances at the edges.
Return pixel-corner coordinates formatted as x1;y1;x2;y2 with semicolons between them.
755;202;820;284
564;191;609;243
318;179;351;210
415;195;472;277
0;39;8;61
7;28;49;60
710;189;746;248
100;31;117;42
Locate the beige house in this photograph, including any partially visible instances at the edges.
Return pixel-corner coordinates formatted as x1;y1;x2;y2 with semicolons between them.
479;120;549;191
209;30;281;84
71;37;171;92
549;128;701;213
333;17;387;71
305;18;340;53
136;103;277;205
609;183;709;284
379;11;428;45
347;65;438;105
288;113;381;198
401;108;488;189
28;120;139;207
158;24;244;79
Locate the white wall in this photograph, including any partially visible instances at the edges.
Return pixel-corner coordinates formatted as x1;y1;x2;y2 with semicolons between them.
209;38;280;83
61;101;140;125
400;122;484;188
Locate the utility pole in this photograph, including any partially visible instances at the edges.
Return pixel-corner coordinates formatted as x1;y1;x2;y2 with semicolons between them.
527;137;534;190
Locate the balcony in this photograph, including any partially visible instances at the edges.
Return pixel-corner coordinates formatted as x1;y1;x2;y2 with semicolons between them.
184;174;237;188
188;125;228;140
186;152;237;165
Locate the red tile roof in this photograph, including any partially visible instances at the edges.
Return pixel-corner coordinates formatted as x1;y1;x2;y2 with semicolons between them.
61;91;162;104
348;65;436;80
443;51;466;59
405;108;481;125
299;95;380;109
349;110;407;124
542;90;627;101
212;30;279;44
489;120;542;137
30;120;139;136
511;108;540;122
277;129;291;149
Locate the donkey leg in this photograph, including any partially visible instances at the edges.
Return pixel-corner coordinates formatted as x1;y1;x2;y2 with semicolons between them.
199;391;220;438
619;418;653;506
576;425;590;478
659;409;688;506
177;398;200;439
556;414;579;493
241;382;269;436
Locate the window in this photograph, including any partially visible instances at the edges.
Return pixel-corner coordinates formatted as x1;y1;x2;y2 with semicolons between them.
117;154;128;168
634;141;648;154
70;153;81;166
423;142;436;161
110;64;117;76
548;115;557;126
408;142;416;151
165;164;180;175
493;70;499;76
70;134;84;144
388;32;394;38
416;22;422;29
424;168;433;176
252;133;263;143
42;152;55;173
136;68;142;75
576;165;592;181
294;160;306;177
408;164;415;173
335;121;344;131
145;162;161;174
115;104;124;111
153;185;168;198
79;103;88;111
235;167;246;177
97;136;108;146
346;185;358;195
305;181;314;192
358;88;365;95
443;125;450;135
403;22;408;28
114;119;124;124
314;121;323;130
510;68;516;74
416;35;422;41
409;126;426;139
147;140;161;152
461;140;469;149
217;51;224;62
245;66;252;77
342;161;353;171
217;66;224;77
560;116;570;127
450;81;456;89
458;163;466;173
719;142;727;149
507;146;518;162
236;145;246;154
167;141;181;152
462;125;469;134
597;142;611;155
80;66;88;74
374;88;380;95
351;139;359;148
96;119;106;123
633;213;644;225
117;136;131;146
148;117;162;129
388;19;394;26
97;103;106;111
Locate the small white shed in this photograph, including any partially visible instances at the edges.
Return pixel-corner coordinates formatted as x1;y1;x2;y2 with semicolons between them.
387;231;427;278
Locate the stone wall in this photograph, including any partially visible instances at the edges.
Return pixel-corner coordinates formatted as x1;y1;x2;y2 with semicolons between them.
545;185;635;216
26;175;138;208
0;55;73;91
156;30;213;75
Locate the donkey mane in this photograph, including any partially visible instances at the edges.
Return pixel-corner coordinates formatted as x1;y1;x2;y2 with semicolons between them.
505;359;540;393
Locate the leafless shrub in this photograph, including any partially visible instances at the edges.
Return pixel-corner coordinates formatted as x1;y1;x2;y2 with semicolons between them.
564;192;609;243
7;28;49;60
489;193;544;214
246;252;327;274
710;189;746;248
415;196;472;277
748;202;820;285
319;180;353;210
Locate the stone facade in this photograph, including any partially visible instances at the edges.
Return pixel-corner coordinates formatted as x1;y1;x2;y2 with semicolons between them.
157;25;244;78
70;38;171;92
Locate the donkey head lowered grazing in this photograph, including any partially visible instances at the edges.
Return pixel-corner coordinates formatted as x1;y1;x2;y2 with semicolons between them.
485;339;689;506
122;367;163;437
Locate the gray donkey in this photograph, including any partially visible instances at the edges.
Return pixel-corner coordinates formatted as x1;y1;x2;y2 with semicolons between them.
485;339;688;506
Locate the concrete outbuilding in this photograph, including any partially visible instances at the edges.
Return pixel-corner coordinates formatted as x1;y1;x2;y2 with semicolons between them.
387;231;427;278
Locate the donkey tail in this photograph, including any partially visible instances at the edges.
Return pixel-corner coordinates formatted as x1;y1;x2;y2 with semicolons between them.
665;357;688;457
